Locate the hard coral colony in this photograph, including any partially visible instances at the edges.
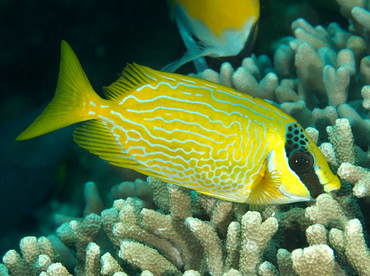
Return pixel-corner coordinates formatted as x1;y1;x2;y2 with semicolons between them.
2;2;370;276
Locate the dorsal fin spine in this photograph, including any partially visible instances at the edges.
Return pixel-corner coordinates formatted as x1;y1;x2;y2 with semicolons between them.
102;63;156;100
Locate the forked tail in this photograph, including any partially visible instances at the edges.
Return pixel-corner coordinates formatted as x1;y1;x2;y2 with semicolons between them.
16;40;101;141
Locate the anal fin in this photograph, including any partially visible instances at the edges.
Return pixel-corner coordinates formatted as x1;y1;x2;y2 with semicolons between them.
73;120;139;167
73;120;173;181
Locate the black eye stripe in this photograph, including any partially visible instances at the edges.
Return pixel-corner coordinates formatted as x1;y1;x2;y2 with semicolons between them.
284;122;324;198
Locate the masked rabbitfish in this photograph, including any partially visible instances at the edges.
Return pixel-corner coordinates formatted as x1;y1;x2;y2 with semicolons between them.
163;0;260;72
17;41;341;206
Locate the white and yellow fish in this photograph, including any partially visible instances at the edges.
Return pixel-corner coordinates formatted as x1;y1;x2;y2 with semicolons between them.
164;0;260;72
17;41;341;206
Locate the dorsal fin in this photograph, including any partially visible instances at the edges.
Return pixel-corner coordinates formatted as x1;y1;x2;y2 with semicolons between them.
103;63;155;100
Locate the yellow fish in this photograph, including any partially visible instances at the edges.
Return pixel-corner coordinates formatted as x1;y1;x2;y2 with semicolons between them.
164;0;260;72
17;41;340;206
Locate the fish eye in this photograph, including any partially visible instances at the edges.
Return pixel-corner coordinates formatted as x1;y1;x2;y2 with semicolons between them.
288;149;314;174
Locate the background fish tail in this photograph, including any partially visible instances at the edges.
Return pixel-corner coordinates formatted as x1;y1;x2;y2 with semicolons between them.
16;41;101;140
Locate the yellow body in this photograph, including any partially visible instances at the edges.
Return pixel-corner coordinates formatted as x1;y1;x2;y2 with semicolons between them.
17;41;341;205
164;0;260;72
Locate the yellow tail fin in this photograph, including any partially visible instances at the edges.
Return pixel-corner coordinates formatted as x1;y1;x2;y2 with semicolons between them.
16;40;101;141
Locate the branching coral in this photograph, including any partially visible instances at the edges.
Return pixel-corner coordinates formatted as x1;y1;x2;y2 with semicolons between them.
0;179;277;275
337;162;370;197
329;219;370;276
3;1;370;276
1;175;369;276
239;212;278;275
291;245;336;276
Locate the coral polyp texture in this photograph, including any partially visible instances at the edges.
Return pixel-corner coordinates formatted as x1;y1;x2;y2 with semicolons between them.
0;177;368;276
3;0;370;275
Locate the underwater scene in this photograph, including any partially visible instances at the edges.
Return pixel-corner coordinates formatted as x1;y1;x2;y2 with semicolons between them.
1;0;370;275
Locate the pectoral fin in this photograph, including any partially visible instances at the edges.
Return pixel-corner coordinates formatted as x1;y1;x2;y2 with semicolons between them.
248;150;283;208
